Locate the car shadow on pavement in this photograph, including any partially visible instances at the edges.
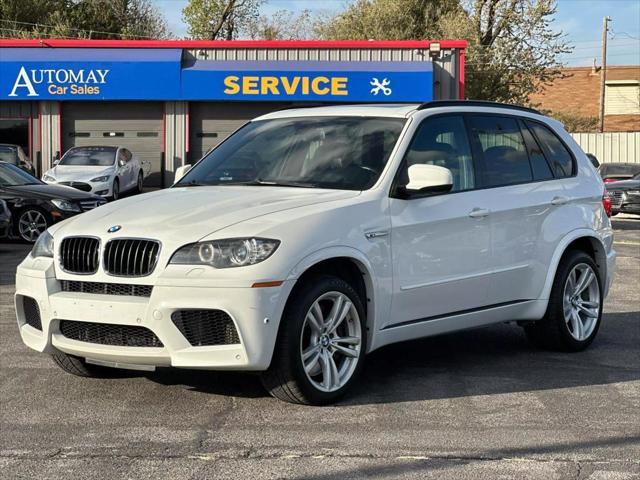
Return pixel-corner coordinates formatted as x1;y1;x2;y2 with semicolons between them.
343;312;640;405
285;434;640;480
135;311;640;404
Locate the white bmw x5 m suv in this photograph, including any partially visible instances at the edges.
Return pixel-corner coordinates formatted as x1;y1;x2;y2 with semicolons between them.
15;101;616;405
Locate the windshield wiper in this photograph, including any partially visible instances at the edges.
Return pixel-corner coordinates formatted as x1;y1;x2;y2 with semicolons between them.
178;180;209;187
239;179;319;188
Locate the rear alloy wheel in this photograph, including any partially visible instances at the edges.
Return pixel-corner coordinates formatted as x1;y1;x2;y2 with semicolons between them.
525;251;602;351
17;209;49;242
261;275;366;405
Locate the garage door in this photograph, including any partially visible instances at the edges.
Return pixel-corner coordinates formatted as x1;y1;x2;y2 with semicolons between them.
62;102;164;187
189;102;293;162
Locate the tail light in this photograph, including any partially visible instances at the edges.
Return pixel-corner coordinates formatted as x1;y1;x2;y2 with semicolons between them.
602;192;612;217
604;178;617;184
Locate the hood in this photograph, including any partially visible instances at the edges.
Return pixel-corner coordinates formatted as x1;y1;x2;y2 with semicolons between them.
5;183;103;201
606;179;640;190
52;185;361;245
49;165;115;182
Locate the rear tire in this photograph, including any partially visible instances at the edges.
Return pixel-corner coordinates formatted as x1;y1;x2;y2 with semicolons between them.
51;349;112;377
524;250;603;352
261;275;367;405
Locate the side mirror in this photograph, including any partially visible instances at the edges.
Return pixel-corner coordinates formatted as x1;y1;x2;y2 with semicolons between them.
174;164;192;183
401;164;453;197
53;159;60;166
586;153;600;169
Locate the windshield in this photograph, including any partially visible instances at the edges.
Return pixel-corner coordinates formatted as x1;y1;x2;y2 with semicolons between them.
0;145;18;165
0;162;42;186
177;116;406;190
59;146;117;166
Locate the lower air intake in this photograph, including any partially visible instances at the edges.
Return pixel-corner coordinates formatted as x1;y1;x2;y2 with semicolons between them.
171;310;240;346
59;320;163;347
22;296;42;331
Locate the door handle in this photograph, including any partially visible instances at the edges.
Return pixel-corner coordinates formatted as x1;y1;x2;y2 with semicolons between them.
468;208;490;218
550;196;569;206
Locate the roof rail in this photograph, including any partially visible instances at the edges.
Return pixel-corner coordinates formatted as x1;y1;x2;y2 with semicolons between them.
416;100;541;115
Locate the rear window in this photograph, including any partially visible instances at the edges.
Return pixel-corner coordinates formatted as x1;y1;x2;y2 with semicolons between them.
526;122;574;178
467;115;533;188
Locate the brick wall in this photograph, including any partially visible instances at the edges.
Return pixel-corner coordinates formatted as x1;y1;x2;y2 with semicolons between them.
530;66;640;132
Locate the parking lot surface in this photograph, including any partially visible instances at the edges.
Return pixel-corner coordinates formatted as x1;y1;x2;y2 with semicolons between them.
1;217;638;479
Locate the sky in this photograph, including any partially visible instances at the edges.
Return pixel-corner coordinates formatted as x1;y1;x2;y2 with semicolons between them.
152;0;640;67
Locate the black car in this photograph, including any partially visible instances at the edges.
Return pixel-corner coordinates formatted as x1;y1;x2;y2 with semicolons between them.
606;172;640;216
598;162;640;184
0;163;106;242
0;143;36;176
0;199;10;239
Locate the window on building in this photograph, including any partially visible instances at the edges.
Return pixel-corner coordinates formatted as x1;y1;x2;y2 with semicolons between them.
605;81;640;115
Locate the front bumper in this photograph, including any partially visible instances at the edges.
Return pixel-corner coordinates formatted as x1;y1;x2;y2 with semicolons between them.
45;180;113;198
15;260;294;371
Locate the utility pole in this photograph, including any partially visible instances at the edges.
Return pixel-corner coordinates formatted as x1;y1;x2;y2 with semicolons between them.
598;16;610;133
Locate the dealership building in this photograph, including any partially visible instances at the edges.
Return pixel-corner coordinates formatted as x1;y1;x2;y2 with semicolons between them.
0;39;466;187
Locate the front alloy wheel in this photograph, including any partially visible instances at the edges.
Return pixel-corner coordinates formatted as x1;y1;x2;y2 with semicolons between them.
300;291;362;393
17;209;48;242
262;275;366;405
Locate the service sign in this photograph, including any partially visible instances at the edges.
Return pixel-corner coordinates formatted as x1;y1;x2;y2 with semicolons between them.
0;48;433;102
181;60;433;102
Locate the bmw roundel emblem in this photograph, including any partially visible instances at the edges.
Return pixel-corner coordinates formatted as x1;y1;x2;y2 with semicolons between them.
108;225;122;233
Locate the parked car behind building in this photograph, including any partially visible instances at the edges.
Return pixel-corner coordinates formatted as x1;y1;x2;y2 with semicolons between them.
42;146;144;201
0;163;105;242
598;163;640;183
606;172;640;216
0;144;36;176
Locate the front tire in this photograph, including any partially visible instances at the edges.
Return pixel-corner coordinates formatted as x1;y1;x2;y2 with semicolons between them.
135;171;144;193
111;178;120;201
51;349;112;377
525;250;603;352
261;275;367;405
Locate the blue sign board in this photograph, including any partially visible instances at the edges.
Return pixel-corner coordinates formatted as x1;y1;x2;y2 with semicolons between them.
0;48;433;102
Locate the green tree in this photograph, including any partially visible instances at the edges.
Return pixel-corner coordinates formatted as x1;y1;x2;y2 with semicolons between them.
182;0;262;40
316;0;463;40
316;0;571;105
439;0;571;104
0;0;169;39
247;9;314;40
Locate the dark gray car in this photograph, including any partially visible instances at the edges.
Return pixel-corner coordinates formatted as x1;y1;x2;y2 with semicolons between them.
606;172;640;216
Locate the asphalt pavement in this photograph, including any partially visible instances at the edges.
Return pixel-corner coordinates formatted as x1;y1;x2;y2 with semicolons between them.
1;216;638;479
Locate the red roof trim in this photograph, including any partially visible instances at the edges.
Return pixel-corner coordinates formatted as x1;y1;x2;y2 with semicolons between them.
0;38;467;50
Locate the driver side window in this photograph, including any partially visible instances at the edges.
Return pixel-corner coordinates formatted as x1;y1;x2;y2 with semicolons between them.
402;115;475;192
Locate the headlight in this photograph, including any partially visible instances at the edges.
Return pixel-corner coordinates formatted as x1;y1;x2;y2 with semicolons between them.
43;175;55;182
170;238;280;268
50;199;81;212
90;175;110;183
31;230;54;258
